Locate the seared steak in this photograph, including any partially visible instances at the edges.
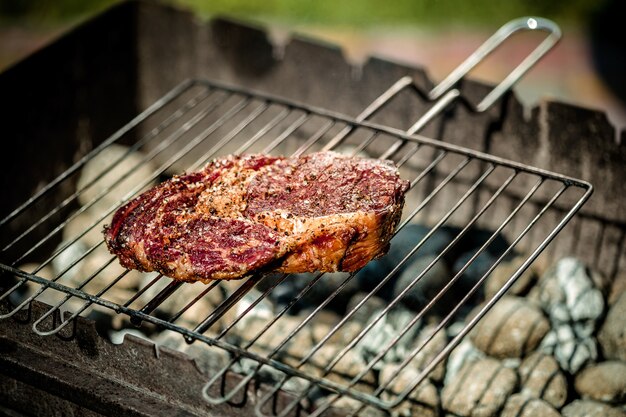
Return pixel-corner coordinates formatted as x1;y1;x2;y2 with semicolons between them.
104;151;409;282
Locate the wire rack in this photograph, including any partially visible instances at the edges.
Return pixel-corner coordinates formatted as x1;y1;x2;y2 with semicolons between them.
0;17;592;416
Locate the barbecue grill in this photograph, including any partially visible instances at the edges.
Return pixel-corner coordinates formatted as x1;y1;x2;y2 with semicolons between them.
1;2;624;417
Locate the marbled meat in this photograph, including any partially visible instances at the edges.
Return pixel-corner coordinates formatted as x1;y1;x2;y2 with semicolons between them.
104;151;409;282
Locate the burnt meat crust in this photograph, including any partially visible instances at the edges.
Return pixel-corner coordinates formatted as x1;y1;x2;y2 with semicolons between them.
104;151;409;282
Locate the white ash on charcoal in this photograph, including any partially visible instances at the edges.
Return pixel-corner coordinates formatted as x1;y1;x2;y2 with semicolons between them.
561;399;626;417
355;305;422;370
379;364;440;417
574;361;626;404
321;396;388;417
49;241;140;307
444;338;485;386
484;255;540;299
232;356;311;398
310;319;363;348
407;323;448;383
51;240;89;287
540;323;598;375
518;351;568;409
530;258;606;374
228;313;309;360
292;344;377;394
598;292;626;361
469;296;550;359
500;394;561;417
77;144;158;215
532;258;605;338
441;357;519;417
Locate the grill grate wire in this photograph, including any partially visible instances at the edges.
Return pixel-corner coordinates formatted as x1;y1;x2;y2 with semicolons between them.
0;17;592;416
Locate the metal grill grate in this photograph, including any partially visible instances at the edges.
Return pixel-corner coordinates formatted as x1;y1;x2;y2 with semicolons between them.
0;17;592;417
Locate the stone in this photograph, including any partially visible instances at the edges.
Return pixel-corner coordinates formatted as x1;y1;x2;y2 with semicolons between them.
518;352;568;409
470;296;550;358
442;357;518;417
540;323;597;374
598;292;626;361
535;257;605;338
356;306;422;369
575;361;626;404
444;339;484;385
409;323;448;383
561;400;626;417
484;256;539;299
393;254;450;314
380;365;440;417
500;394;561;417
77;144;158;214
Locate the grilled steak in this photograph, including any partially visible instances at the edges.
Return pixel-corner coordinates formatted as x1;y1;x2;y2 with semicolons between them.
104;151;409;282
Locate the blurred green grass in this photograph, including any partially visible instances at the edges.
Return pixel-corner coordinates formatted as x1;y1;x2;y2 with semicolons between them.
0;0;606;28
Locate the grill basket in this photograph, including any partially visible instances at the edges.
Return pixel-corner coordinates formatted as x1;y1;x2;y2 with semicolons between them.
0;17;592;417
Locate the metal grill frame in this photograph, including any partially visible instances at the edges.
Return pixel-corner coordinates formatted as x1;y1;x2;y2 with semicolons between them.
0;17;593;417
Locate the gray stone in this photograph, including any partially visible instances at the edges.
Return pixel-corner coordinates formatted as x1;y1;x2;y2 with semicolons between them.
562;400;626;417
77;144;158;214
500;394;561;417
519;352;568;409
484;256;539;299
356;306;421;369
575;361;626;404
444;339;484;385
598;292;626;361
470;296;550;358
380;364;439;417
442;357;518;417
535;257;605;337
540;323;597;374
